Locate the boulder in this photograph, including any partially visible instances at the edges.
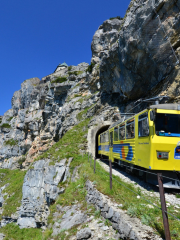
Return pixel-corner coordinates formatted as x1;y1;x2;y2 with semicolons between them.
76;227;92;239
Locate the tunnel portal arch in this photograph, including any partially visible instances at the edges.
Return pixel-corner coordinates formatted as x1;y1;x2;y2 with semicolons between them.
87;121;112;159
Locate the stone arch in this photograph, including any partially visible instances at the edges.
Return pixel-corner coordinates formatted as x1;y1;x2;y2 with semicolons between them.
87;121;112;159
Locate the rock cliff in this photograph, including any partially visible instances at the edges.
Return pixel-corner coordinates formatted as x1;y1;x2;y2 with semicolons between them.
0;0;180;238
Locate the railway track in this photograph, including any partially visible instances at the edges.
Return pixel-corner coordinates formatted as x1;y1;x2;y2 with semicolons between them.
96;158;180;207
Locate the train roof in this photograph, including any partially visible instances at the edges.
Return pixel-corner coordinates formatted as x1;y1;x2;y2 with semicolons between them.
109;115;133;129
108;104;180;130
150;104;180;110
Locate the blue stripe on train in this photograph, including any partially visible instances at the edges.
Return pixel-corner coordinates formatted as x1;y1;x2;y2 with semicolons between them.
113;143;133;161
98;145;109;151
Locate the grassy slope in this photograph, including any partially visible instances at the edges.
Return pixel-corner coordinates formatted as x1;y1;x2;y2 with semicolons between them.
0;169;26;218
39;117;180;239
0;116;179;239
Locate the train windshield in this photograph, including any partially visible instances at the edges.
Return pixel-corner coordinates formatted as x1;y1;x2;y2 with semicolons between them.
155;113;180;137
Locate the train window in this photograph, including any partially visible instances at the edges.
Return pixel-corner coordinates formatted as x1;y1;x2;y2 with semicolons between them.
119;124;125;140
114;127;118;141
106;132;109;142
126;119;135;139
138;112;149;137
100;135;102;143
104;133;106;142
107;132;109;142
103;133;105;143
155;113;180;136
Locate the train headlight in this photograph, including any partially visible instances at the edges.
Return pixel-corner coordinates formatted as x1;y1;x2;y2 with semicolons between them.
157;152;169;159
175;147;180;153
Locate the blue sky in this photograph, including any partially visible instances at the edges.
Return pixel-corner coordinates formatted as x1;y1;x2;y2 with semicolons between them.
0;0;130;116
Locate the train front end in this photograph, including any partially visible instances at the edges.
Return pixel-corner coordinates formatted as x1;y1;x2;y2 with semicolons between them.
148;104;180;188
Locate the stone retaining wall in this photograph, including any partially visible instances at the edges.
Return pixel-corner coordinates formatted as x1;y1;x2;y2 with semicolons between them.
85;180;162;240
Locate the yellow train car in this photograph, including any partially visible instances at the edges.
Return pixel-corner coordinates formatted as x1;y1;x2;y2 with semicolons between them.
98;104;180;188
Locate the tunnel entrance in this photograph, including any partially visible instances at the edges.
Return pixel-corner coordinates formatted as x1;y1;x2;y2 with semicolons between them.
87;121;112;159
95;126;109;158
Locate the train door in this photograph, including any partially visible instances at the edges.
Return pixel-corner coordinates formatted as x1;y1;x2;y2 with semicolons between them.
109;130;113;161
136;111;150;168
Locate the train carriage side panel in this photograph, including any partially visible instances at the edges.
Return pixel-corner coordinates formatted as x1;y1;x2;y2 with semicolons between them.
135;110;151;169
98;131;109;158
112;118;136;164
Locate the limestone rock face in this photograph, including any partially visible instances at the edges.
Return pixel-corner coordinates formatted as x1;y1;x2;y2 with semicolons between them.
17;159;68;228
91;18;122;64
76;227;92;239
91;0;180;100
121;0;180;99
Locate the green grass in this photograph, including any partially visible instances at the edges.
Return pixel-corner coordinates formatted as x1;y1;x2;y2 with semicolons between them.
0;169;26;218
86;62;95;73
68;66;72;71
18;155;26;165
76;98;84;104
35;118;90;163
0;223;42;240
4;139;18;146
74;94;81;98
51;77;67;84
76;107;91;121
68;71;83;76
7;116;13;122
1;123;11;129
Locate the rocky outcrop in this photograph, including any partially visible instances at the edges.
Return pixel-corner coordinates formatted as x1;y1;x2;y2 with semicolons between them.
100;0;180;99
91;18;122;64
76;228;92;239
17;158;71;229
52;204;88;236
85;180;161;240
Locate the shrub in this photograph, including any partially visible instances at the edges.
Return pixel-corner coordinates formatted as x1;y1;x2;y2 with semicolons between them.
109;16;123;20
74;94;81;98
4;139;18;146
7;117;13;122
51;77;67;84
127;206;137;217
68;71;78;76
68;66;72;71
68;71;83;76
18;156;26;165
1;123;11;129
86;62;95;73
141;214;151;225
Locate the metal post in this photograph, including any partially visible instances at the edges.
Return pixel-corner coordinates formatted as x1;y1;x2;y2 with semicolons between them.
94;158;96;173
109;160;112;190
157;173;171;240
